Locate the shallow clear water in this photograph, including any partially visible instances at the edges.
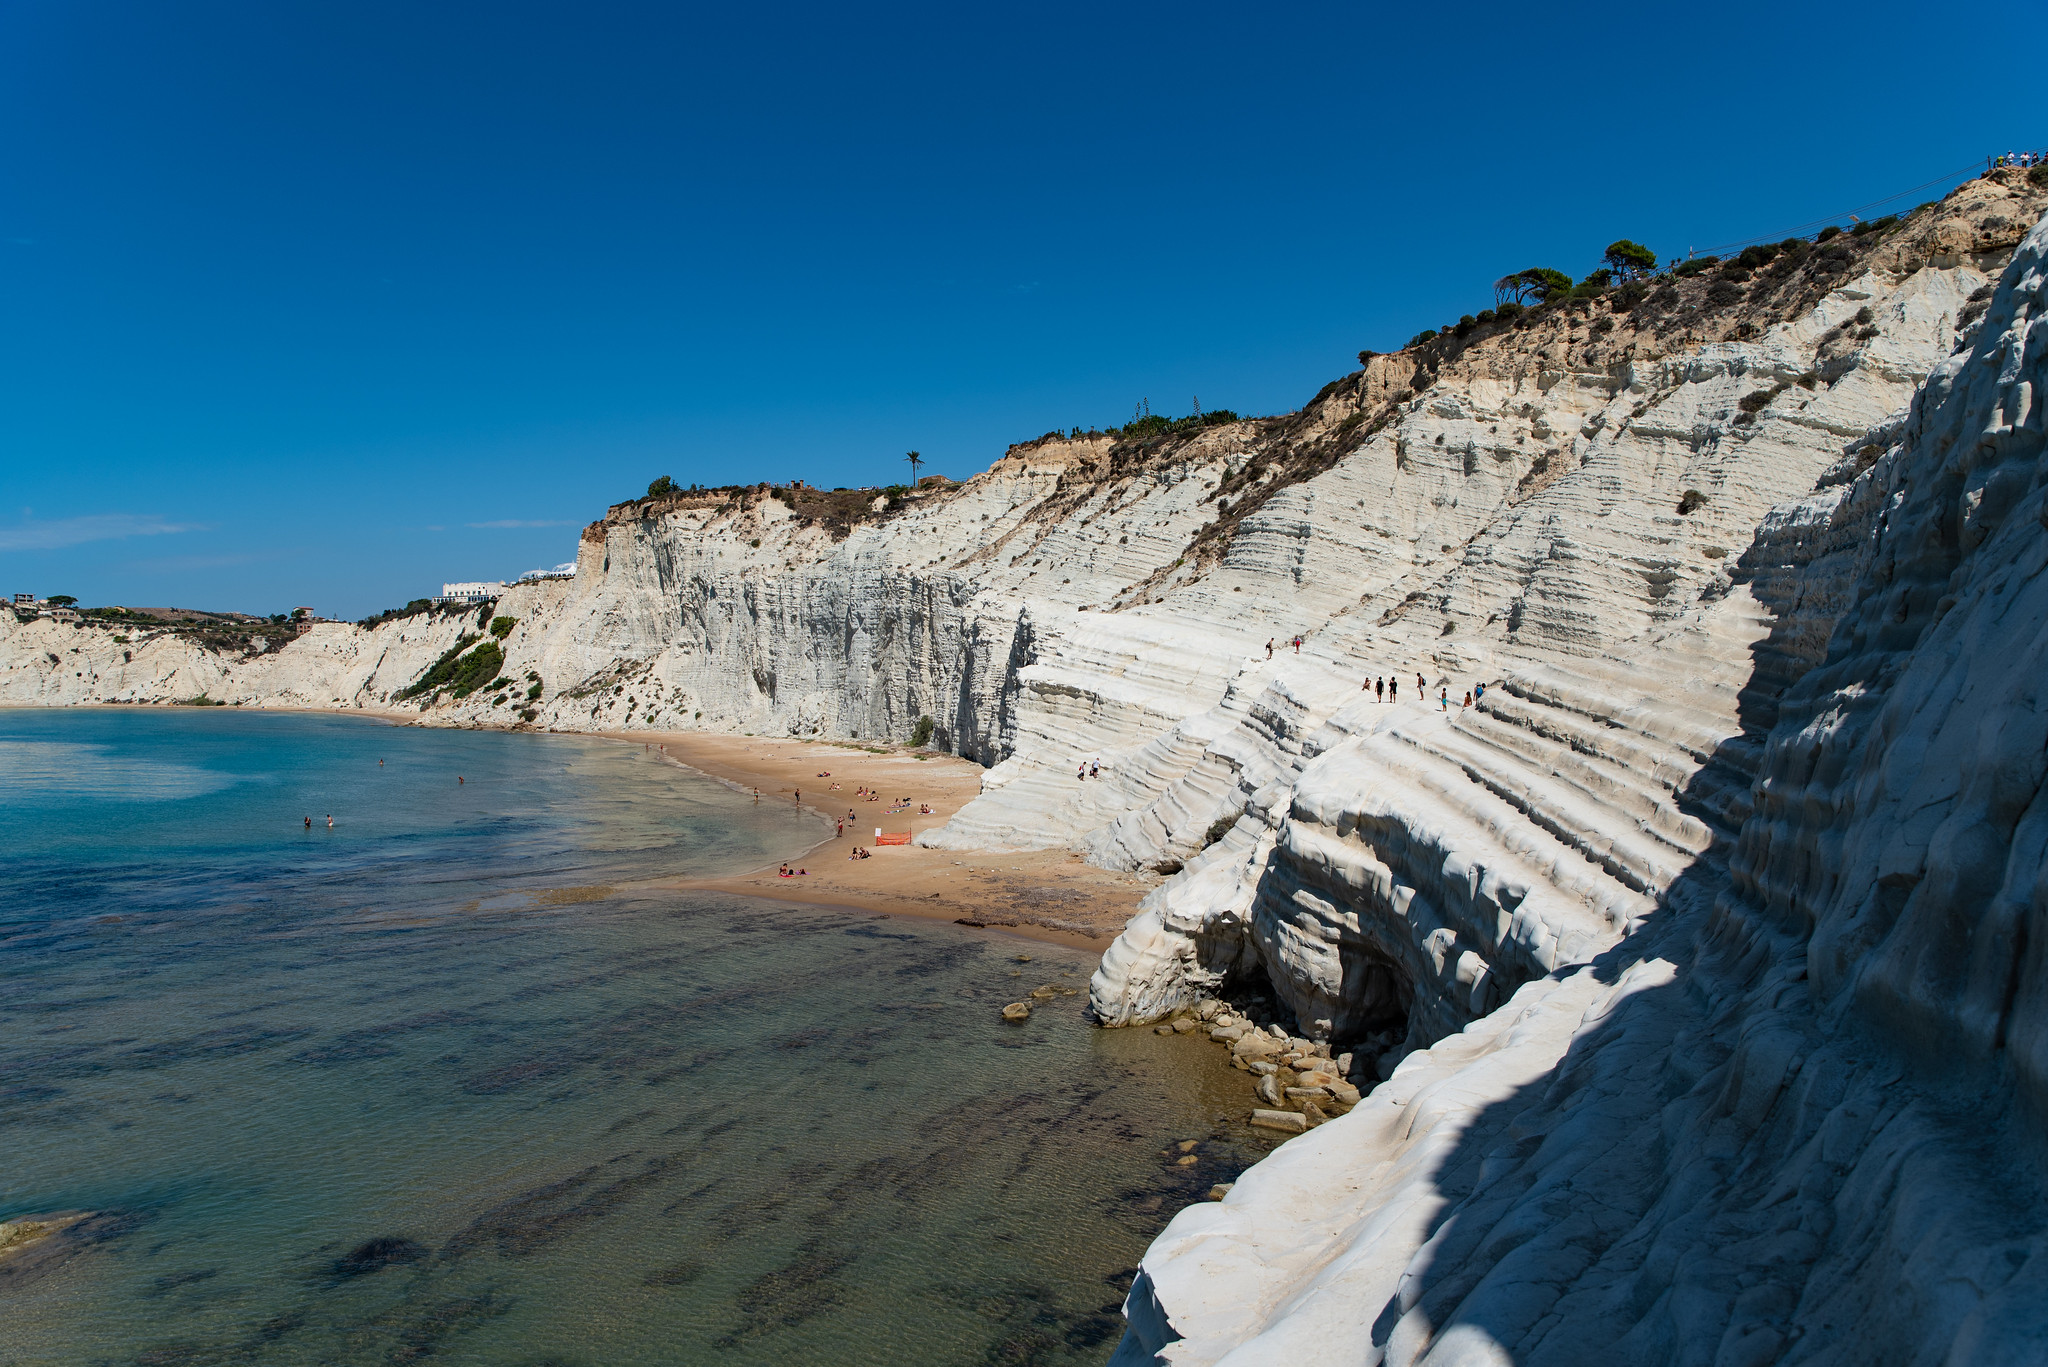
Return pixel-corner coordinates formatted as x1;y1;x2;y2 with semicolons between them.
0;711;1263;1366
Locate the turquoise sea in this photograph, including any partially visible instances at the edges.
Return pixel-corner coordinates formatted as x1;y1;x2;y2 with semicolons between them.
0;710;1261;1366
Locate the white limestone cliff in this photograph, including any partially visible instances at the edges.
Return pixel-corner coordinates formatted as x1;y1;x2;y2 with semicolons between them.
9;167;2048;1364
1109;195;2048;1365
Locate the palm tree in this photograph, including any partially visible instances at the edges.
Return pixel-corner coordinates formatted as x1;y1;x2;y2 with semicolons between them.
905;450;923;487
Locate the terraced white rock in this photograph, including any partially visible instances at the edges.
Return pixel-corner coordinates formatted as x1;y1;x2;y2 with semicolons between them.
1110;196;2048;1367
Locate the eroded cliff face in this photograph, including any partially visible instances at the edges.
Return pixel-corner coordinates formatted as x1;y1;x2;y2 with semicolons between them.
1109;197;2048;1365
9;171;2048;1363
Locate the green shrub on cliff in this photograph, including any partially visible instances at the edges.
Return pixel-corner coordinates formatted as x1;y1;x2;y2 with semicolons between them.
489;616;517;639
911;715;935;747
398;635;505;701
445;642;504;698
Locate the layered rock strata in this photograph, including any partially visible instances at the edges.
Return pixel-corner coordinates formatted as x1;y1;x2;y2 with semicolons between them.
1110;201;2048;1364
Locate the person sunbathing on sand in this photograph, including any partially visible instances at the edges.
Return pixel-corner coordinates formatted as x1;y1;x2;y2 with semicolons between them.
919;804;933;814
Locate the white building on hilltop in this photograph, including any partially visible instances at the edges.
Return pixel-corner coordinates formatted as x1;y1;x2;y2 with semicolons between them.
515;562;578;583
436;581;506;604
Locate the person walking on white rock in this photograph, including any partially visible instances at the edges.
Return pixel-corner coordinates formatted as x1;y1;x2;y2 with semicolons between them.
1440;687;1449;712
1389;677;1397;702
1265;639;1273;660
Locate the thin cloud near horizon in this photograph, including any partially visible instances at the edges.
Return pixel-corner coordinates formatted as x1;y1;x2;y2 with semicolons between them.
0;513;207;552
466;519;577;529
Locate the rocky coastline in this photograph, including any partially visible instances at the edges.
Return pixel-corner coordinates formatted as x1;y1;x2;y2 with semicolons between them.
9;168;2048;1364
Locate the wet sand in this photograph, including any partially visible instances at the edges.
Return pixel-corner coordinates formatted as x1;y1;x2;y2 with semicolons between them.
600;731;1153;951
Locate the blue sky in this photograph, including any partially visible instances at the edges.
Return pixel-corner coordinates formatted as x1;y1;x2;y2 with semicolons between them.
2;0;2038;618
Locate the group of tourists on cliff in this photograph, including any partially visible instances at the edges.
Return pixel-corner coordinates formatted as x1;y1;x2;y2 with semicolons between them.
1359;673;1486;711
1264;629;1500;716
1993;151;2043;170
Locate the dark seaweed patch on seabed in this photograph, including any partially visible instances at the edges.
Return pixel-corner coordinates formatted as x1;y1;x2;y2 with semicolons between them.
0;1082;66;1103
841;923;920;942
292;1039;403;1066
643;1258;706;1286
717;1238;859;1344
143;1266;221;1296
125;1024;316;1069
927;1275;1125;1365
356;1289;512;1363
893;939;985;979
441;1150;693;1259
461;1054;584;1095
458;993;754;1094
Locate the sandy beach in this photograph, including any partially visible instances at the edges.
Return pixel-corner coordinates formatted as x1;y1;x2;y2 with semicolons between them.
603;731;1152;950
